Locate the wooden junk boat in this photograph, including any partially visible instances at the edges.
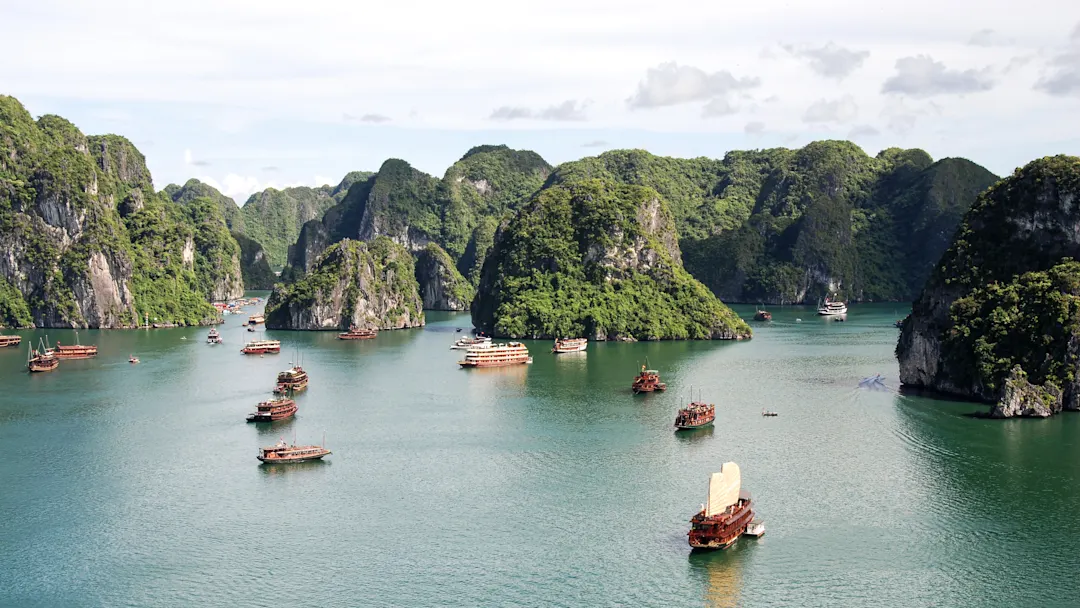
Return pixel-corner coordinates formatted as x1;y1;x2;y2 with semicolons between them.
552;337;588;353
688;462;755;550
274;366;309;394
27;339;59;373
241;339;281;354
207;328;222;344
246;397;298;422
458;342;532;368
450;334;491;350
257;438;330;463
338;325;377;340
753;309;772;322
632;363;666;394
51;333;97;359
248;314;265;326
675;394;716;430
0;334;22;348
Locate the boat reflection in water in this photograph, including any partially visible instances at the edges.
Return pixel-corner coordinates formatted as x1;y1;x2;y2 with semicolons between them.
674;425;715;443
257;458;330;476
688;548;744;608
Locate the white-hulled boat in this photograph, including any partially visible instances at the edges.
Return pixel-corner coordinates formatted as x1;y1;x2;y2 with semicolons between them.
817;297;848;316
451;335;492;350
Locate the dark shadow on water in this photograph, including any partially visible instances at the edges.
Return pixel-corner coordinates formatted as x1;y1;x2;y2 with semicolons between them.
251;416;296;437
258;459;331;476
675;425;715;442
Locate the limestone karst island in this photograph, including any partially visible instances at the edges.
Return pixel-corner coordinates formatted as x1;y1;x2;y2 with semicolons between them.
1;5;1078;606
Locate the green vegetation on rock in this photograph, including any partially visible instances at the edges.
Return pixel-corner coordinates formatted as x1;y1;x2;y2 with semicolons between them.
414;243;474;310
265;237;423;330
0;94;243;327
897;156;1080;416
240;183;343;268
550;143;997;303
166;178;245;232
471;178;751;340
233;232;277;290
0;275;32;327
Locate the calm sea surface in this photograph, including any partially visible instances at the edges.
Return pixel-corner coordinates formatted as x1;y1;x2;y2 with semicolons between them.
2;298;1078;607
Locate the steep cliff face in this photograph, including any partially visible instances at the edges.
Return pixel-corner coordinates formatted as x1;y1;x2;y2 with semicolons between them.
897;156;1080;416
233;232;276;289
471;178;751;340
414;243;474;311
550;144;997;304
265;237;424;330
240;173;371;268
0;95;244;327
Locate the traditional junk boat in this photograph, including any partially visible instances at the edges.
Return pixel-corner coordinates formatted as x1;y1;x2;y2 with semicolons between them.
207;328;223;344
257;438;331;463
27;340;59;373
241;339;281;354
753;309;772;321
274;366;309;394
688;462;755;550
458;342;532;368
675;396;716;430
817;296;848;316
338;325;377;340
246;397;298;422
51;333;97;359
248;314;265;326
450;334;491;350
0;334;22;348
632;363;667;394
552;337;588;353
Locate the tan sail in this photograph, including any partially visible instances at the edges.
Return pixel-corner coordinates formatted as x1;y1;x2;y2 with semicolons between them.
706;462;741;517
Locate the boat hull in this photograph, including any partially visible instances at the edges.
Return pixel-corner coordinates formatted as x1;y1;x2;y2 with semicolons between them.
257;453;328;463
241;347;280;354
689;499;755;550
28;361;59;372
675;419;714;430
459;359;531;368
0;336;22;348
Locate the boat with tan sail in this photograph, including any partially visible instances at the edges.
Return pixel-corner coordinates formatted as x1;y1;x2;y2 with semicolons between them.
27;339;59;373
241;339;280;354
552;337;587;353
688;462;755;550
257;438;331;463
0;334;22;348
338;325;377;340
246;397;298;422
458;342;532;367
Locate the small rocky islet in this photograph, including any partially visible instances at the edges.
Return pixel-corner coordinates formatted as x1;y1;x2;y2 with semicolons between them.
4;93;1080;418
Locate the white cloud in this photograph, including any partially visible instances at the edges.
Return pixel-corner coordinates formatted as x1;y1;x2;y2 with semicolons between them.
1;0;1074;180
200;174;311;204
803;96;858;124
315;175;334;187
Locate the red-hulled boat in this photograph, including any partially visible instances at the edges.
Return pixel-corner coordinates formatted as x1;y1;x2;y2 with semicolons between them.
632;363;666;394
753;309;772;322
338;325;377;340
675;398;716;430
246;397;298;422
688;462;755;550
27;340;59;373
0;334;22;348
273;366;309;394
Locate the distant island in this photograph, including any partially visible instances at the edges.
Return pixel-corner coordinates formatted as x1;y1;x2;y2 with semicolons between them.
0;92;1004;338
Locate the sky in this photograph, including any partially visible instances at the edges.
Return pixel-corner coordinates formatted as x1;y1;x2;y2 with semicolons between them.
3;0;1079;203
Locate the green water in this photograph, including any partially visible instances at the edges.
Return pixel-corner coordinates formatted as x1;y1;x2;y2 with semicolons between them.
2;299;1078;607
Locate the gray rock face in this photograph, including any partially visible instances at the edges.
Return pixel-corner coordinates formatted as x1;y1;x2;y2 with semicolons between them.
287;220;331;273
414;245;472;311
266;238;425;330
897;156;1080;414
992;366;1061;418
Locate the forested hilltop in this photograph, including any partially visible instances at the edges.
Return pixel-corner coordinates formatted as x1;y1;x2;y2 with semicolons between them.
549;143;997;304
0;95;243;328
897;156;1080;417
279;141;996;310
